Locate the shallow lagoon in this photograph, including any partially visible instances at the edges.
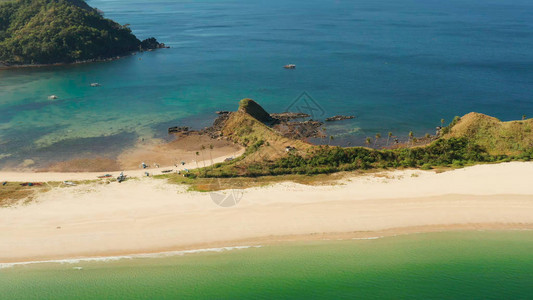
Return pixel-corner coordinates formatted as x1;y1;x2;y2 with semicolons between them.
1;0;532;167
2;231;533;299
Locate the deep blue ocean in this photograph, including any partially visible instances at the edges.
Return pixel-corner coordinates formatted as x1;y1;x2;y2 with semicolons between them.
1;0;532;168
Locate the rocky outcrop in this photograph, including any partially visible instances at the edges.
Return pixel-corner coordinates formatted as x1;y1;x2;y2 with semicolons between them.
325;115;355;122
273;120;324;140
271;112;310;122
168;99;325;142
238;99;275;124
140;37;169;50
168;126;189;134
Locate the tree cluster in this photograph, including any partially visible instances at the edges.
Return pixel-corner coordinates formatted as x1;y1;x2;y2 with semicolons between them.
0;0;160;65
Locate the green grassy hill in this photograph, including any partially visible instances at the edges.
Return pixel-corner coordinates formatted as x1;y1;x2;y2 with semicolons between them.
199;99;312;177
0;0;160;65
443;113;532;155
189;101;533;179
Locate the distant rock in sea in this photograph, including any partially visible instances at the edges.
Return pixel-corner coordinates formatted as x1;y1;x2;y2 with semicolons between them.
325;115;355;122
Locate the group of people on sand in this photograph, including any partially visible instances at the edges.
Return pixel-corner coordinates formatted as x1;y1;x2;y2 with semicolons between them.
139;161;190;177
140;161;186;170
141;162;159;169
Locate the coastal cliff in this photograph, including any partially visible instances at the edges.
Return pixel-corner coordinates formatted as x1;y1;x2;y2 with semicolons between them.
0;0;165;66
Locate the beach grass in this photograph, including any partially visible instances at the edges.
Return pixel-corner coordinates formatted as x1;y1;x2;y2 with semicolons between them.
156;171;354;192
0;179;105;206
0;182;41;206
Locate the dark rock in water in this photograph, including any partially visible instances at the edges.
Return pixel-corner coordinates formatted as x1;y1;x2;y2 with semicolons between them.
238;98;275;124
168;126;189;134
273;120;324;140
140;37;168;50
325;115;355;122
198;112;233;139
212;112;231;131
271;112;310;122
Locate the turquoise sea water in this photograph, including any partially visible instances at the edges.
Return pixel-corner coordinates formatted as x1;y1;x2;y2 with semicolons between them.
1;0;532;168
2;231;533;299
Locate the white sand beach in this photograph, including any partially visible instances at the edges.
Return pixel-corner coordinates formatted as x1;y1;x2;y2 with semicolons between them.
1;162;532;263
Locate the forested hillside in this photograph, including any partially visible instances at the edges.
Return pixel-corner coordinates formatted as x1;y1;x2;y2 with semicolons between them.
0;0;161;65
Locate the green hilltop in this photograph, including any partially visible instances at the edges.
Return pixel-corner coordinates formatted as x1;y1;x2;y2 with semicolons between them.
176;100;533;180
0;0;162;65
442;112;532;156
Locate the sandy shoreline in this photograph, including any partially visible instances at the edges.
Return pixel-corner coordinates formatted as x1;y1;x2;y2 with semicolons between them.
1;162;532;263
0;149;244;182
2;223;532;267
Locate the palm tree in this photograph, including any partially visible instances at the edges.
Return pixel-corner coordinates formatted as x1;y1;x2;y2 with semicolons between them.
387;132;393;146
409;131;414;146
374;133;381;147
201;145;206;167
195;152;199;168
209;144;214;166
441;119;445;127
523;115;527;120
328;135;334;146
365;137;372;146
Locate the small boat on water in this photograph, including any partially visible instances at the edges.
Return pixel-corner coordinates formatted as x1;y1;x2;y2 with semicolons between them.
90;83;101;87
48;95;58;100
284;64;296;69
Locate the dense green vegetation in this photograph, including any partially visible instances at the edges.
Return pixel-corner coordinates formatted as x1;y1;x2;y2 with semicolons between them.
0;0;160;65
269;138;532;175
192;137;533;178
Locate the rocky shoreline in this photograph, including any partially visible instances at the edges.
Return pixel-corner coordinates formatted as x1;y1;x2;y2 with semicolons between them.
166;100;452;150
325;115;355;122
0;56;128;70
0;40;169;70
270;112;310;122
168;103;326;141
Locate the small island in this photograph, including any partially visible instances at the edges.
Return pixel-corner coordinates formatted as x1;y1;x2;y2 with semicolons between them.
0;0;166;67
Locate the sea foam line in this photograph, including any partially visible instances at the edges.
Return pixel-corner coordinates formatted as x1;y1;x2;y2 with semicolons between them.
0;245;262;269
